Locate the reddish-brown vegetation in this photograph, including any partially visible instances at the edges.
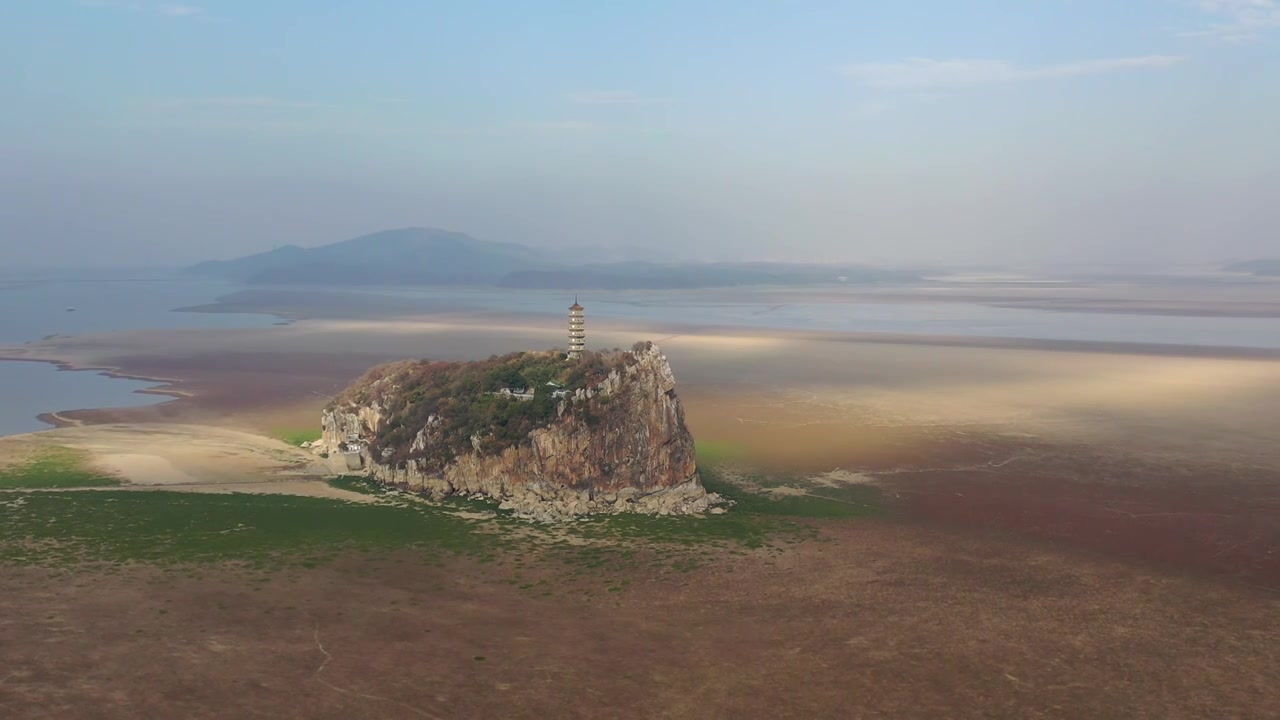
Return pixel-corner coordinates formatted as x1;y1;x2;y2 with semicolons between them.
3;520;1277;720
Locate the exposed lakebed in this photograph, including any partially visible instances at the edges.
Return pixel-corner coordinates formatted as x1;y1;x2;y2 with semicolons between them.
5;277;1280;436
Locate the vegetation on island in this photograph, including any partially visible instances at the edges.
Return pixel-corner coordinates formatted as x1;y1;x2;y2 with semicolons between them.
335;346;643;470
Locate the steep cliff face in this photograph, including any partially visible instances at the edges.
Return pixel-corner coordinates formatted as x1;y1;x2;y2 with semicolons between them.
318;343;716;521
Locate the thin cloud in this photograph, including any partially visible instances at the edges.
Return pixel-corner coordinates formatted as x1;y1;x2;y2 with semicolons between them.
78;1;205;17
77;0;142;9
152;96;331;110
158;3;204;16
1180;0;1280;42
521;120;600;133
853;98;895;118
841;56;1184;90
568;91;673;105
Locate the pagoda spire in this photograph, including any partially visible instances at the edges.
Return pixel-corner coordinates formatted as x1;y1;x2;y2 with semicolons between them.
567;296;585;359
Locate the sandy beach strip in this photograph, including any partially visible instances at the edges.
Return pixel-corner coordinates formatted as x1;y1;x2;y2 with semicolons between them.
0;423;371;502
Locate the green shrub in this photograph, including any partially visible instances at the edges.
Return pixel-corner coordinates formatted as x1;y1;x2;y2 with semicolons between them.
346;350;630;470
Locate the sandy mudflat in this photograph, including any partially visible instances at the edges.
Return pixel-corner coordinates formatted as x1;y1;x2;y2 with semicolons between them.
0;423;370;502
182;277;1280;319
6;310;1280;476
3;288;1280;718
3;290;1280;578
5;312;1280;586
6;312;1280;430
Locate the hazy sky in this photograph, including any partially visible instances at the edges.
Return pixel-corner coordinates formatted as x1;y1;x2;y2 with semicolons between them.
2;0;1277;267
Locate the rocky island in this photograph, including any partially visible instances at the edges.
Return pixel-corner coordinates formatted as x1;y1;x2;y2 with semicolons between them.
316;342;719;521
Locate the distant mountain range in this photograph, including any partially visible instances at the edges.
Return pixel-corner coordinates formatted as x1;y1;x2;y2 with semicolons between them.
185;227;920;289
1225;259;1280;277
184;228;544;285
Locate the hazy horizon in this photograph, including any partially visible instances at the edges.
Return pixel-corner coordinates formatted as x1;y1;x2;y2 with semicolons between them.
3;1;1278;268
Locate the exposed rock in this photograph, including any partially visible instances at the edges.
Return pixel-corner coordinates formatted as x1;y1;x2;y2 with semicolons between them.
317;343;719;521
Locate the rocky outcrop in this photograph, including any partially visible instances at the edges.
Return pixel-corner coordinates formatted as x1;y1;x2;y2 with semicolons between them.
316;343;719;521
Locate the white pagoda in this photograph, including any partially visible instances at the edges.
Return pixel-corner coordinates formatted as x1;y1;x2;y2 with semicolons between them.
567;297;585;359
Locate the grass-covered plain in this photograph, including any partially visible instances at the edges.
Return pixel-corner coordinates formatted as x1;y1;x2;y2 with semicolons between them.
0;461;882;575
0;445;121;489
274;428;323;447
0;488;488;568
691;439;749;466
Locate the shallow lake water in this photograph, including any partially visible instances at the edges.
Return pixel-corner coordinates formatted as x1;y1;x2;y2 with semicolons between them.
4;278;1280;437
0;277;276;436
309;286;1280;350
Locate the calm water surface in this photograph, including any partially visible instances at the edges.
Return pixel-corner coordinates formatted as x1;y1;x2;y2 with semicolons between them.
4;279;1279;437
0;278;277;344
0;278;276;436
325;286;1280;350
